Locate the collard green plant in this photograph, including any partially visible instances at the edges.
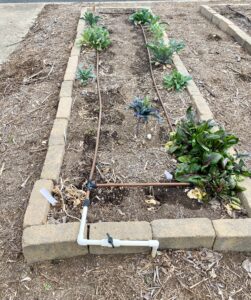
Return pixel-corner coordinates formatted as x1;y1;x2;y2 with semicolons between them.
129;8;159;25
165;107;251;209
129;96;162;123
163;69;191;91
149;22;166;40
147;39;185;65
76;66;95;85
81;12;101;26
79;26;111;51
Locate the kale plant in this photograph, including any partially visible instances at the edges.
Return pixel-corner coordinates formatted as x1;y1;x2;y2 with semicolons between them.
163;69;191;91
165;107;251;209
149;22;166;40
76;66;95;85
147;39;185;65
129;96;162;123
79;26;111;51
129;8;159;25
81;12;101;26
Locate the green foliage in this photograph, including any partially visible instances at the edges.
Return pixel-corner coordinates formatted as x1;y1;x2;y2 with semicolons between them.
76;66;95;85
129;8;159;25
165;107;251;208
79;26;111;51
129;96;162;123
149;22;166;40
147;39;185;65
81;12;101;26
163;69;191;91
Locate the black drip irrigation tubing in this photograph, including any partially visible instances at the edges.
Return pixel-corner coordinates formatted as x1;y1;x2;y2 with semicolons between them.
140;24;174;132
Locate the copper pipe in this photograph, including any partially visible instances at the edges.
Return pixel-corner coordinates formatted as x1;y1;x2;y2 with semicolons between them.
140;24;174;132
96;182;190;188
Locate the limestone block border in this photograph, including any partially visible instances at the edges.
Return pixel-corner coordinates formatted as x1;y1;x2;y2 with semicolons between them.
200;5;251;54
22;5;251;263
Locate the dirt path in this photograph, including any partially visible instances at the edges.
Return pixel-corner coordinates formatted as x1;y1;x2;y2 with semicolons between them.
0;3;250;300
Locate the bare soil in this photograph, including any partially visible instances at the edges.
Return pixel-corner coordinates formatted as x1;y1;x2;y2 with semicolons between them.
1;4;251;300
214;4;251;36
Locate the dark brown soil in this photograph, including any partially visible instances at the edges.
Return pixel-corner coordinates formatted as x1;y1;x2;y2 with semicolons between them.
1;4;251;300
58;11;236;224
214;4;251;36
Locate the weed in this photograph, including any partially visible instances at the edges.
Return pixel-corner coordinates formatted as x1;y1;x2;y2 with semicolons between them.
81;12;101;26
129;8;159;25
76;66;95;85
149;22;166;40
147;39;185;65
165;107;251;209
129;96;162;123
163;69;191;91
79;26;111;51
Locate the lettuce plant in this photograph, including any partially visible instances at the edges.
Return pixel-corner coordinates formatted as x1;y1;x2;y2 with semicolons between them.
129;8;159;25
79;26;111;51
147;39;185;65
166;107;251;209
163;69;191;91
76;66;95;85
149;22;166;40
81;12;101;26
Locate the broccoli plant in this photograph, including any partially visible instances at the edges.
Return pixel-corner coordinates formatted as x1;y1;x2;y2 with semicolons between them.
149;22;166;40
79;26;111;51
147;39;185;65
165;107;251;209
163;69;191;91
129;8;159;25
76;66;95;85
81;12;101;26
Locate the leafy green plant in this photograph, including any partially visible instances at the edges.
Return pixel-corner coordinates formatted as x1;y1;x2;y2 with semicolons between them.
129;8;159;25
165;107;251;209
163;69;191;91
147;39;185;65
129;96;161;123
79;26;111;51
149;22;166;40
81;12;101;26
76;66;95;85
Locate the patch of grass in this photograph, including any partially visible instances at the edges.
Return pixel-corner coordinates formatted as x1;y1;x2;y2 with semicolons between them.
129;8;159;25
76;66;95;85
81;12;101;26
147;39;185;65
79;26;111;51
163;69;191;91
165;107;251;209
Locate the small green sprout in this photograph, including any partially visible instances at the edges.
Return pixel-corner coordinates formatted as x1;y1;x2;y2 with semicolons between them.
147;39;185;65
76;66;95;85
163;69;191;91
81;12;101;26
79;26;111;51
129;96;162;123
149;22;166;40
129;8;159;25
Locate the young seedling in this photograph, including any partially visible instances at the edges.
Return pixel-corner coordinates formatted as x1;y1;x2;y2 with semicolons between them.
81;12;101;26
129;8;159;25
149;22;166;40
163;69;191;91
147;39;185;65
166;106;251;209
129;96;162;136
79;26;111;51
76;66;95;85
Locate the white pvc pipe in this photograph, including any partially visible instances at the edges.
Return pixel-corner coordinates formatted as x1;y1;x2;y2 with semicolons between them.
77;206;159;257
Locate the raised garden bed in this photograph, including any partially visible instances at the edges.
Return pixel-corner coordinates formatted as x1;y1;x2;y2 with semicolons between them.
22;6;251;263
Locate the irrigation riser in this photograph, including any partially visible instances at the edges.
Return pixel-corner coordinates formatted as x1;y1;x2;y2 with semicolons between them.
22;5;251;263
